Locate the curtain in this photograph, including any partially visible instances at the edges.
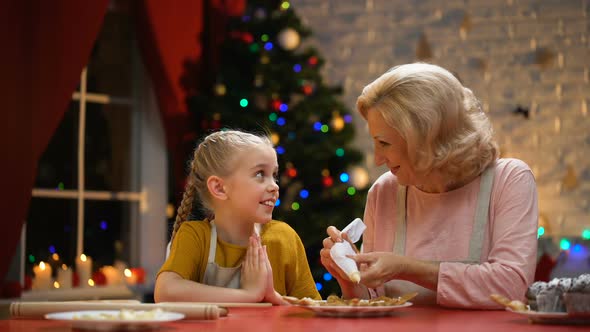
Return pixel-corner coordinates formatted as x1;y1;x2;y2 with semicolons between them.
0;0;109;283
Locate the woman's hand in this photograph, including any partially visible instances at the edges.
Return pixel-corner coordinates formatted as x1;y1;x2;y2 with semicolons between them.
349;252;408;289
350;252;440;291
240;235;268;302
319;226;348;281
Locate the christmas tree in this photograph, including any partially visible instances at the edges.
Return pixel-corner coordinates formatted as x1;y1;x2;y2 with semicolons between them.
186;0;369;297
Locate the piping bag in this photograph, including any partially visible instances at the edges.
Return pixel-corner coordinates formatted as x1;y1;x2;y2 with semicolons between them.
329;218;366;283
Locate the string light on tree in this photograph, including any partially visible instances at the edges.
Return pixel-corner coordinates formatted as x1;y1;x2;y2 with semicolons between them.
286;166;297;178
299;189;309;199
271;132;280;145
560;238;571;250
339;172;350;183
272;99;282;111
214;84;226;96
537;226;545;238
331;112;345;131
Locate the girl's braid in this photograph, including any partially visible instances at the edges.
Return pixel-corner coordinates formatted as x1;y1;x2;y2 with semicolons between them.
170;158;198;243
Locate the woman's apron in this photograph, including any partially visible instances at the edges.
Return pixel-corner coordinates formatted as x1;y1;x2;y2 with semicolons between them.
377;167;495;304
201;221;261;288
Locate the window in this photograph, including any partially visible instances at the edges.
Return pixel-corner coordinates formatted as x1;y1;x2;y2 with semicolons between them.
26;6;167;288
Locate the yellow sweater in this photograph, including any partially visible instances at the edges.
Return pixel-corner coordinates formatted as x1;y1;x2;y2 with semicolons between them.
159;220;321;300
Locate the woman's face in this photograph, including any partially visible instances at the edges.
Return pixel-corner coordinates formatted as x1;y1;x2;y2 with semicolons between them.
366;108;418;187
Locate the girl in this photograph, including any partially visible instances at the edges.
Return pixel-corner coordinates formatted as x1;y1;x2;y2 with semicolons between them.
154;130;321;304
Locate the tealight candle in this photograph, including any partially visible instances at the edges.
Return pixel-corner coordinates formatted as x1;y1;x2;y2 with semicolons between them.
124;268;137;285
75;254;92;288
33;261;53;291
57;264;73;289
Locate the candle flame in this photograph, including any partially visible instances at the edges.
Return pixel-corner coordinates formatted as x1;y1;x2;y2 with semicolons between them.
39;261;46;270
61;264;68;270
124;269;132;277
88;279;95;287
80;254;87;262
54;281;60;289
52;253;60;261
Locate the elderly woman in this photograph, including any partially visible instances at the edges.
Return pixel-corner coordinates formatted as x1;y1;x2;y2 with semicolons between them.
320;63;538;308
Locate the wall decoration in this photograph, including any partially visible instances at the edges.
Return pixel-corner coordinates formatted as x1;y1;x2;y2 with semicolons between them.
415;32;432;60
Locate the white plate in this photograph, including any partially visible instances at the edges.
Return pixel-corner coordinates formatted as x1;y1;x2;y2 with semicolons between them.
296;301;413;318
506;308;590;325
45;310;185;330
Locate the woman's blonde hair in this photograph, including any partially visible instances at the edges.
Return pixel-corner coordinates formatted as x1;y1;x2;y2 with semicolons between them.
356;63;498;183
170;130;273;242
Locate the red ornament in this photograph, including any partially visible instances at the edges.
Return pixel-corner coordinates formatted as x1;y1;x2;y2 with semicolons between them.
302;85;313;95
130;268;146;285
322;176;333;187
92;270;107;286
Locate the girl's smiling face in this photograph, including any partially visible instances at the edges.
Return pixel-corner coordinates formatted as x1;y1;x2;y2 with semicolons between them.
221;144;279;224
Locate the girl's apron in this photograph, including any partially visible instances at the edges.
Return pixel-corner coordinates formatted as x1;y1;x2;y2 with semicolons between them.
202;221;241;288
202;221;261;288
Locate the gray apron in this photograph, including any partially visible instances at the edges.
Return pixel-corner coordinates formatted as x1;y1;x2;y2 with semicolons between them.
201;221;262;289
202;221;242;288
379;166;495;304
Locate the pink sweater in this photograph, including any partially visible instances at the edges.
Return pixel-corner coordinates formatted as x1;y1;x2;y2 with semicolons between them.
362;158;538;308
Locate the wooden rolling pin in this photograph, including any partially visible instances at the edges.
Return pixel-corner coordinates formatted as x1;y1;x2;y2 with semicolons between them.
9;301;227;320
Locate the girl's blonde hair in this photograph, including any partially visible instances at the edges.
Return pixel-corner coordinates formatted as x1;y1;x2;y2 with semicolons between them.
356;63;498;184
170;130;273;242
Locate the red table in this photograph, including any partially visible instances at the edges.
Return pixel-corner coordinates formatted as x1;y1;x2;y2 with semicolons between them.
1;306;586;331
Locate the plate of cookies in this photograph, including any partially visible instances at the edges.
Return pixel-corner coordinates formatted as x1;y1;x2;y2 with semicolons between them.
283;293;416;318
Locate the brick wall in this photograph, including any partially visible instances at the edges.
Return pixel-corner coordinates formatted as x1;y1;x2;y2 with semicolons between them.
290;0;589;237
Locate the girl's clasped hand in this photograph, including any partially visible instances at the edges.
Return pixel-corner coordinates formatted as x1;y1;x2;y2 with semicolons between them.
241;234;287;305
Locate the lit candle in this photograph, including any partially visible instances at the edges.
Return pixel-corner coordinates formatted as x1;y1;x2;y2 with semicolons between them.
32;261;53;291
75;254;92;288
124;268;137;286
57;264;72;289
